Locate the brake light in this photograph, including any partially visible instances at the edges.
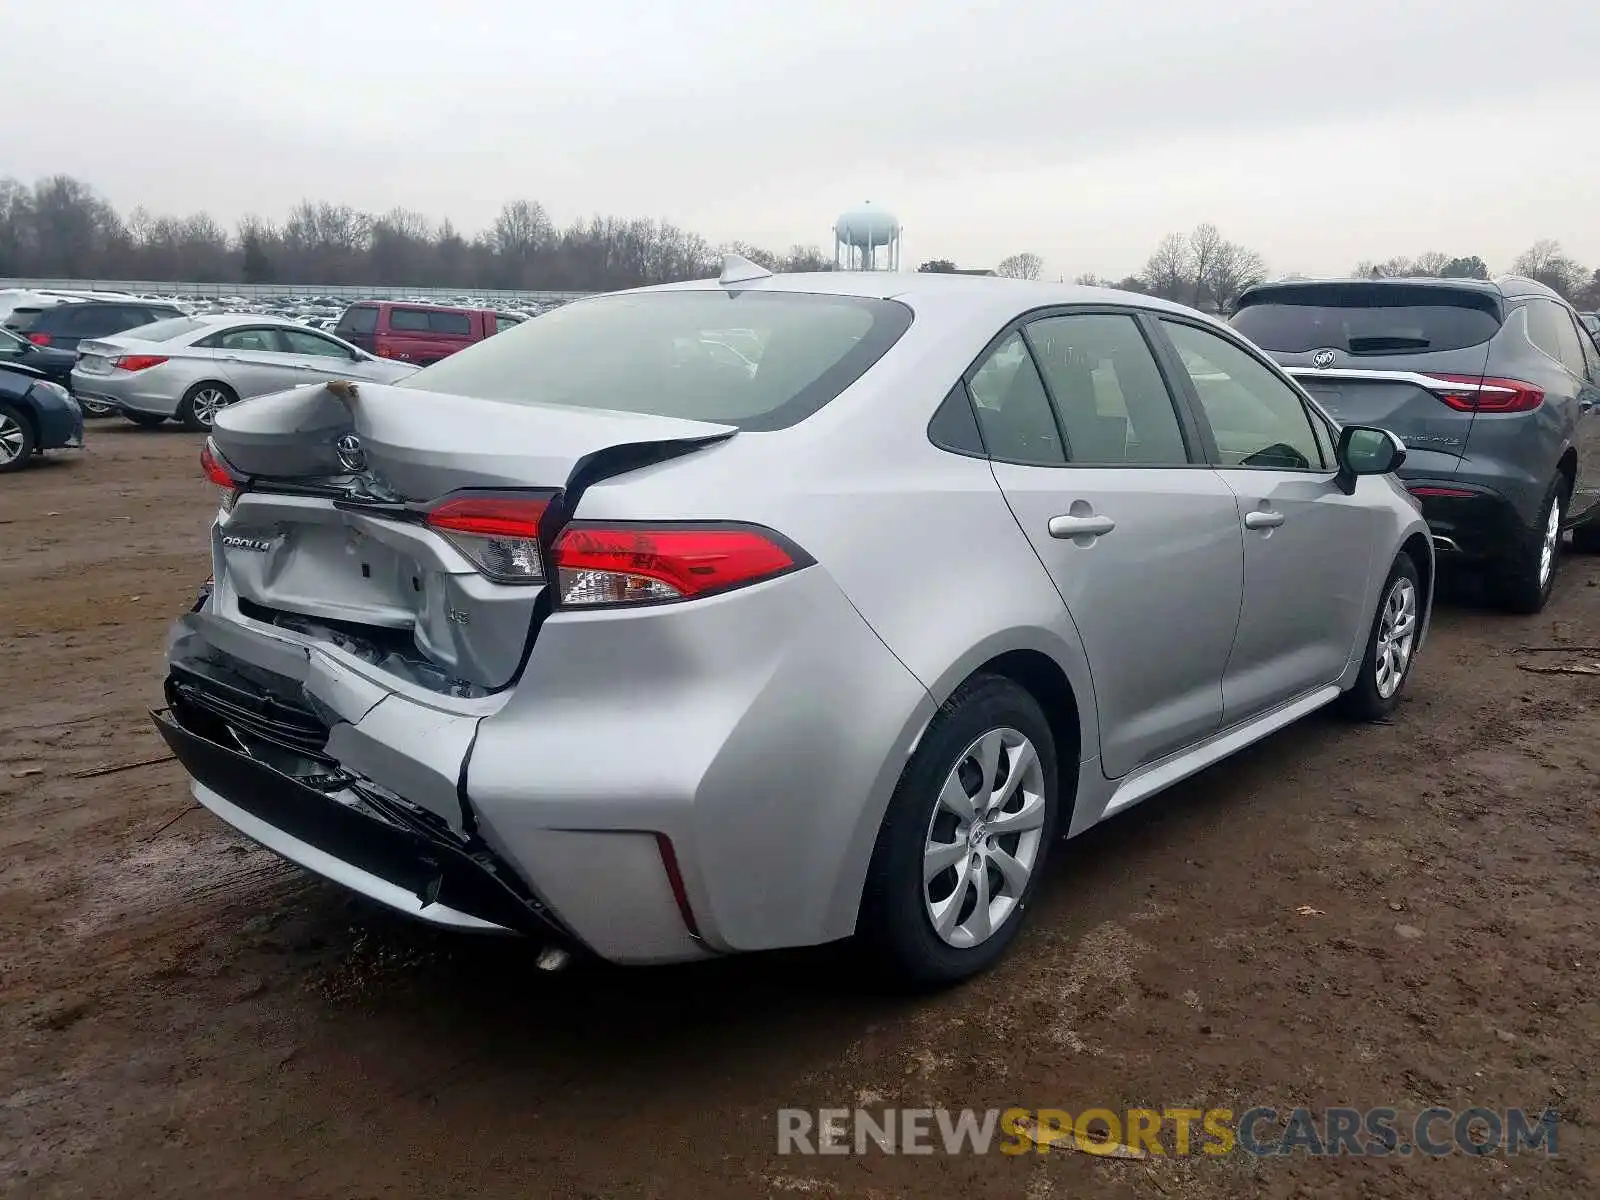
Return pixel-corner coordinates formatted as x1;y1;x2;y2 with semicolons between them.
200;439;243;511
27;333;50;346
1426;374;1544;413
425;493;552;584
113;354;168;372
552;523;804;607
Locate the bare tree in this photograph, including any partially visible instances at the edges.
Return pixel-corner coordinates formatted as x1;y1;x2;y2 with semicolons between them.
1073;271;1104;286
996;252;1043;280
1411;251;1449;277
1187;223;1225;309
1512;240;1586;298
1201;241;1267;314
1143;233;1192;302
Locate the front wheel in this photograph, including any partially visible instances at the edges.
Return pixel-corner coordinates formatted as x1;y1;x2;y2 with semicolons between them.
0;402;36;473
858;675;1061;987
1339;553;1422;721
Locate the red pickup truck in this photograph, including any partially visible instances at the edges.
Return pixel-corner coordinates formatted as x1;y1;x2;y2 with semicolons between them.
333;301;525;365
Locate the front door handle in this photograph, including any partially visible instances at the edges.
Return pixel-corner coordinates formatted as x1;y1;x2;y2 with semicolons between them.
1048;514;1116;539
1244;510;1286;530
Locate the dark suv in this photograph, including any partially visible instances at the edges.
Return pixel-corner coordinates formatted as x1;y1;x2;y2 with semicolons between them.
1232;276;1600;613
17;300;187;416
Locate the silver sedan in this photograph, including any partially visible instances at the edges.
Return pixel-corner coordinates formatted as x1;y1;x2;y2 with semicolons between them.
72;314;418;431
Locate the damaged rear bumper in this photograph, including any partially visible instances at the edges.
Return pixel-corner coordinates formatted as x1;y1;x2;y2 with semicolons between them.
152;677;570;941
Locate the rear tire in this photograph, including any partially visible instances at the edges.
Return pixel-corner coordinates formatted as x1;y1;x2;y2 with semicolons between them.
0;402;36;473
1339;553;1422;722
1487;477;1565;615
177;381;237;432
858;674;1062;988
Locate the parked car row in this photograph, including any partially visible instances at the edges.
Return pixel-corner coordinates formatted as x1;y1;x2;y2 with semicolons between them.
152;259;1600;990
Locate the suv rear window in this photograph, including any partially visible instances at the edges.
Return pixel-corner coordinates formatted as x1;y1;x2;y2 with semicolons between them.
1231;283;1503;356
338;305;378;335
389;307;472;335
4;307;44;332
400;290;913;431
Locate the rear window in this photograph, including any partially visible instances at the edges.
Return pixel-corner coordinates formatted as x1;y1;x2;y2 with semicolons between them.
337;305;378;335
400;290;913;431
4;307;43;332
117;316;204;342
1231;283;1503;355
388;307;472;335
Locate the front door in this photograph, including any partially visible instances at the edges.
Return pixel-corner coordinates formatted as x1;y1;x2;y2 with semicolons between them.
1158;318;1380;723
973;314;1244;779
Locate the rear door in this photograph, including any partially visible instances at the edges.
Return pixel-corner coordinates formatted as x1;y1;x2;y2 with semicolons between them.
1159;317;1382;723
978;310;1243;778
1555;306;1600;523
1231;282;1502;478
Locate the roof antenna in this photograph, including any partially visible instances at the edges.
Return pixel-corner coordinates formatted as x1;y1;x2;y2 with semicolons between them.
719;253;773;286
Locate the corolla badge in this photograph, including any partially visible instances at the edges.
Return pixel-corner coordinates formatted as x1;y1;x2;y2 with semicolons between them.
1312;348;1337;369
221;534;272;552
335;433;366;473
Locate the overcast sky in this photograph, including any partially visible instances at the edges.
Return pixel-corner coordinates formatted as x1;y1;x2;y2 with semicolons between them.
6;0;1599;279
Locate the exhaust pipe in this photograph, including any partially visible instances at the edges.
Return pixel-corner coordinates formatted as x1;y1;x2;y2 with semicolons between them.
536;946;571;972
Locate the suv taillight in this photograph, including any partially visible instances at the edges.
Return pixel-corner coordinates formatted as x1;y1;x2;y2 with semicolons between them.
425;493;553;584
1426;374;1544;413
551;523;806;608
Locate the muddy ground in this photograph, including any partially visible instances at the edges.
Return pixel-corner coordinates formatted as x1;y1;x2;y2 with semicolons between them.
2;424;1598;1199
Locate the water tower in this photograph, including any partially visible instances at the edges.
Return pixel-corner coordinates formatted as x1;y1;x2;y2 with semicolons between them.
833;202;902;271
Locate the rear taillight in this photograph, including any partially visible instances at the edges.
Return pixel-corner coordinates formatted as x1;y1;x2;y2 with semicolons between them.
113;354;168;372
425;493;552;584
27;333;50;346
551;523;804;608
200;439;244;511
1426;374;1544;413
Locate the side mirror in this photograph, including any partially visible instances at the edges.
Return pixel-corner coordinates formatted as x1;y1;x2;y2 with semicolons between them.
1335;425;1406;495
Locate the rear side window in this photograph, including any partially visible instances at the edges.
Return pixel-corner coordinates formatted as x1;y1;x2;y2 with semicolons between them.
1024;313;1190;465
338;305;378;335
1231;283;1503;355
966;331;1066;466
124;317;204;342
65;306;144;336
400;290;913;432
1521;300;1573;367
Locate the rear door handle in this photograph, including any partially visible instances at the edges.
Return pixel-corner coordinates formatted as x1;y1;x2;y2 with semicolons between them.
1048;514;1116;539
1244;510;1286;530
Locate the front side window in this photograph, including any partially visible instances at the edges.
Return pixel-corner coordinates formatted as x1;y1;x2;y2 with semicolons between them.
277;328;351;358
1162;320;1326;471
1024;313;1189;465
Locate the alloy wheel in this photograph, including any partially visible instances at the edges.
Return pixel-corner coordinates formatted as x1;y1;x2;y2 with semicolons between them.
1538;493;1562;587
923;727;1046;948
191;387;232;428
0;410;24;465
1374;576;1419;700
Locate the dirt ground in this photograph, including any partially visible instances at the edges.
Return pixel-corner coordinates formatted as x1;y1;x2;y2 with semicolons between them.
2;424;1598;1199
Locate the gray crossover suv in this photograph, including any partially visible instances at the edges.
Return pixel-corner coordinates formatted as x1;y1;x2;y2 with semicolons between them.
153;264;1432;984
1232;276;1600;612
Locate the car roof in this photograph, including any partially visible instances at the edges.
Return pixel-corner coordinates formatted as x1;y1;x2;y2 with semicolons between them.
621;270;1213;327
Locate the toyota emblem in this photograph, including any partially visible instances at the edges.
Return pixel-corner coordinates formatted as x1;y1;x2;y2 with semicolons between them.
1312;348;1337;369
335;433;366;473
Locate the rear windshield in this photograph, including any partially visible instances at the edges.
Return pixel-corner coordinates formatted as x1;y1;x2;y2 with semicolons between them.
4;307;43;332
337;305;378;334
1231;283;1503;355
400;290;914;431
118;317;205;342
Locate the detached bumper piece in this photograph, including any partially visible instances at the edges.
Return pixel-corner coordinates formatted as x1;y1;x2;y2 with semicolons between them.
152;685;570;942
